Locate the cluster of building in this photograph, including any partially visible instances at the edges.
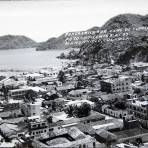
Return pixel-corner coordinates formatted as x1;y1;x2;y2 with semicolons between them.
0;61;148;147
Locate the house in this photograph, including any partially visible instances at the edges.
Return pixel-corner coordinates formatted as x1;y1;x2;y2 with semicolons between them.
24;73;44;80
102;104;128;118
0;122;27;140
67;89;91;100
0;99;23;118
99;93;126;102
113;127;148;144
142;71;148;82
100;75;131;93
40;69;59;78
57;84;75;94
21;100;42;117
43;98;65;112
32;126;103;148
91;119;123;132
127;98;148;128
2;78;24;88
123;115;140;130
131;72;142;82
26;86;47;93
30;78;61;88
96;67;121;77
131;62;148;72
29;120;49;139
8;88;31;99
95;129;117;144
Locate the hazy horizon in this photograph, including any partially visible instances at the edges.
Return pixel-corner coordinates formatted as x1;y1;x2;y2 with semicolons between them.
0;0;148;42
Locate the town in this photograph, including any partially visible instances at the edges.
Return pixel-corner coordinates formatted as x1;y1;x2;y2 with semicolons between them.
0;60;148;148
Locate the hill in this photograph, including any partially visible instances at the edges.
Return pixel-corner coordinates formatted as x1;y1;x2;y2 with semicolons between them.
36;27;100;51
79;14;148;64
0;35;37;50
36;34;66;51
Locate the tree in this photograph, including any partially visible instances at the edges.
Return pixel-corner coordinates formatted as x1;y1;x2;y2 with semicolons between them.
68;49;79;59
58;70;66;83
80;102;91;117
47;116;53;123
1;85;8;100
65;105;75;117
76;75;86;89
65;103;91;118
73;105;82;118
134;88;141;94
24;90;37;102
114;101;126;110
141;74;145;82
90;97;104;112
52;101;56;111
135;137;143;147
59;52;65;59
69;70;73;76
76;81;84;89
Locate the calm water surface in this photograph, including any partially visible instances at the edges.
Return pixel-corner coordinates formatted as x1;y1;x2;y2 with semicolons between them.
0;48;69;76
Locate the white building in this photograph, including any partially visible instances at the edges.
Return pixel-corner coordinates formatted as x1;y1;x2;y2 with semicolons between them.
21;101;42;117
9;88;31;98
28;101;42;116
40;69;59;78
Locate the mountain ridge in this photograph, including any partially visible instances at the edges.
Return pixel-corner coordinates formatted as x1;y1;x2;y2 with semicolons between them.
0;35;37;50
79;13;148;64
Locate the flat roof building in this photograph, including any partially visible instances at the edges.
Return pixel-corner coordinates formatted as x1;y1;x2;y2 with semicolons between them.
100;76;131;93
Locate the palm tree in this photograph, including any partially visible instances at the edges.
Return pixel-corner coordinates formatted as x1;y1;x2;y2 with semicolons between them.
65;105;75;117
58;70;66;83
24;90;36;102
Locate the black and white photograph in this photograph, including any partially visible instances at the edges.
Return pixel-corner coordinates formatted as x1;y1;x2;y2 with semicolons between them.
0;0;148;147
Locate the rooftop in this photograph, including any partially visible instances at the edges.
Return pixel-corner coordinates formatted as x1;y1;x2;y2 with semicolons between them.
65;100;94;106
69;89;90;95
96;129;117;141
130;100;148;107
52;111;105;125
132;62;148;68
22;86;47;92
102;75;130;84
25;73;44;78
113;127;148;139
9;88;30;93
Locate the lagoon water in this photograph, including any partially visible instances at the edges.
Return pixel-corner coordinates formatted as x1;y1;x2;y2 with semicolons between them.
0;48;69;76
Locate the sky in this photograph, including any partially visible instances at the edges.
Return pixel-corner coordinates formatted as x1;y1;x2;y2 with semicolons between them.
0;0;148;42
